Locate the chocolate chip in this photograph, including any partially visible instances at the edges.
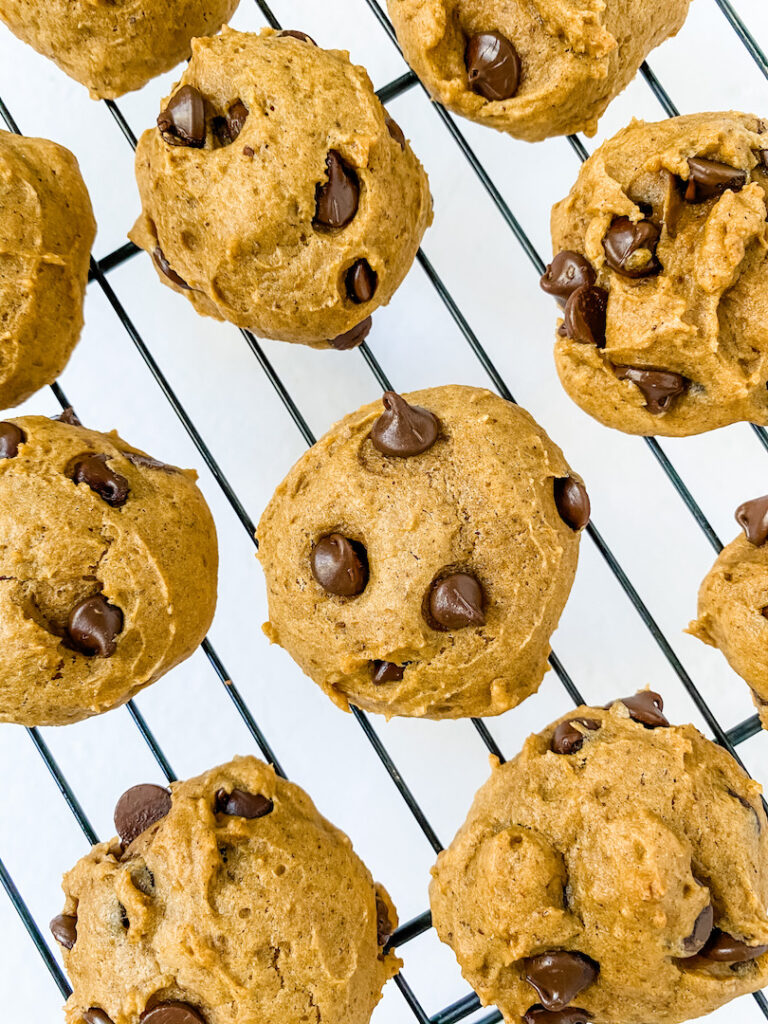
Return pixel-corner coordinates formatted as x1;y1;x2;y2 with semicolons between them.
157;85;206;148
371;660;404;684
602;217;660;278
0;421;25;459
698;930;768;963
67;595;123;658
140;1003;206;1024
524;1007;591;1024
314;150;359;229
346;259;377;303
554;477;590;531
243;146;254;158
465;32;521;101
278;29;317;45
376;894;393;947
662;170;684;237
371;392;439;457
54;407;81;426
311;534;368;596
684;157;747;203
735;495;768;546
524;952;599;1012
329;316;372;350
613;366;687;414
728;788;761;831
83;1011;114;1024
114;784;172;848
50;914;77;950
551;718;600;755
214;788;273;819
540;252;596;305
563;285;608;347
122;451;175;472
683;905;714;954
385;115;406;150
607;690;669;728
70;453;130;507
428;573;485;630
152;247;191;290
758;150;768;171
213;99;248;146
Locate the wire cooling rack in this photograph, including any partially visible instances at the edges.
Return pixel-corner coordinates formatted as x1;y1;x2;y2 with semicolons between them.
1;1;768;1022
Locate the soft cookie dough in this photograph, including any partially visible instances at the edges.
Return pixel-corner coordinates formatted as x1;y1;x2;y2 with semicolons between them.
0;0;240;99
0;130;95;410
257;385;588;719
130;27;432;348
542;112;768;436
0;414;218;726
689;494;768;730
387;0;690;142
51;756;400;1024
431;692;768;1024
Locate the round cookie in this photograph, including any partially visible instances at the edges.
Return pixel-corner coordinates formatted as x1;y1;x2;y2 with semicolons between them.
50;756;401;1024
0;129;95;411
0;0;240;99
129;27;432;349
257;385;588;719
386;0;690;142
689;494;768;731
0;414;218;727
430;691;768;1024
542;112;768;436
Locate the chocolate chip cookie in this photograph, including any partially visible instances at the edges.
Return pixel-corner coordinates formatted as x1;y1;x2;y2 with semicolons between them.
431;691;768;1024
542;112;768;435
51;756;400;1024
0;130;95;410
0;415;218;726
386;0;690;142
689;495;768;731
0;0;239;99
257;385;588;719
129;27;432;349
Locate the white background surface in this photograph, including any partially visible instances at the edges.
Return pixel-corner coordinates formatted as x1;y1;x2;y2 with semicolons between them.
1;1;768;1022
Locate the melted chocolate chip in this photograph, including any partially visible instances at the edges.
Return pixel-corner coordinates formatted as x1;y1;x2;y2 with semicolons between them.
602;217;660;278
50;913;77;950
428;573;485;630
735;495;768;546
54;407;81;426
563;285;608;347
314;151;359;229
607;690;669;728
140;1003;206;1024
311;534;368;596
540;252;596;305
70;454;130;507
613;366;687;414
215;788;273;819
371;660;405;684
346;259;377;303
684;157;747;203
524;1007;591;1024
550;718;600;755
157;85;206;148
385;115;406;150
67;595;123;658
524;952;599;1012
329;316;372;350
278;29;317;45
114;784;172;848
371;392;439;457
0;421;25;458
376;894;393;947
152;247;191;290
83;1011;114;1024
465;32;521;101
213;99;248;146
554;477;590;531
698;930;768;963
683;904;714;954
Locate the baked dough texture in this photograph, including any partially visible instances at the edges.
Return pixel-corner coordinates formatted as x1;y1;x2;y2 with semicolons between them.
431;695;768;1024
547;112;768;436
0;0;240;99
0;130;95;410
130;27;432;347
257;385;587;719
386;0;690;142
54;756;400;1024
0;415;218;727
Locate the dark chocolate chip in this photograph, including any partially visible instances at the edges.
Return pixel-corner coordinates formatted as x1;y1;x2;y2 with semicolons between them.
684;157;746;203
465;32;521;101
83;1011;114;1024
563;285;608;348
140;1003;206;1024
67;595;123;658
278;29;317;45
329;316;372;350
551;719;600;755
428;573;485;630
152;247;191;290
157;85;206;148
523;1007;591;1024
213;99;248;146
735;495;768;546
114;784;172;848
242;145;254;158
314;150;359;229
54;407;81;426
0;421;25;459
122;451;175;473
554;477;590;531
607;690;669;728
698;930;768;963
371;660;405;684
683;904;714;954
311;534;368;596
371;391;439;457
602;217;660;278
376;894;393;947
346;259;377;304
524;952;599;1012
385;115;406;150
70;453;130;507
613;365;687;414
214;788;273;819
662;170;684;237
50;914;77;950
540;252;596;304
758;150;768;171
